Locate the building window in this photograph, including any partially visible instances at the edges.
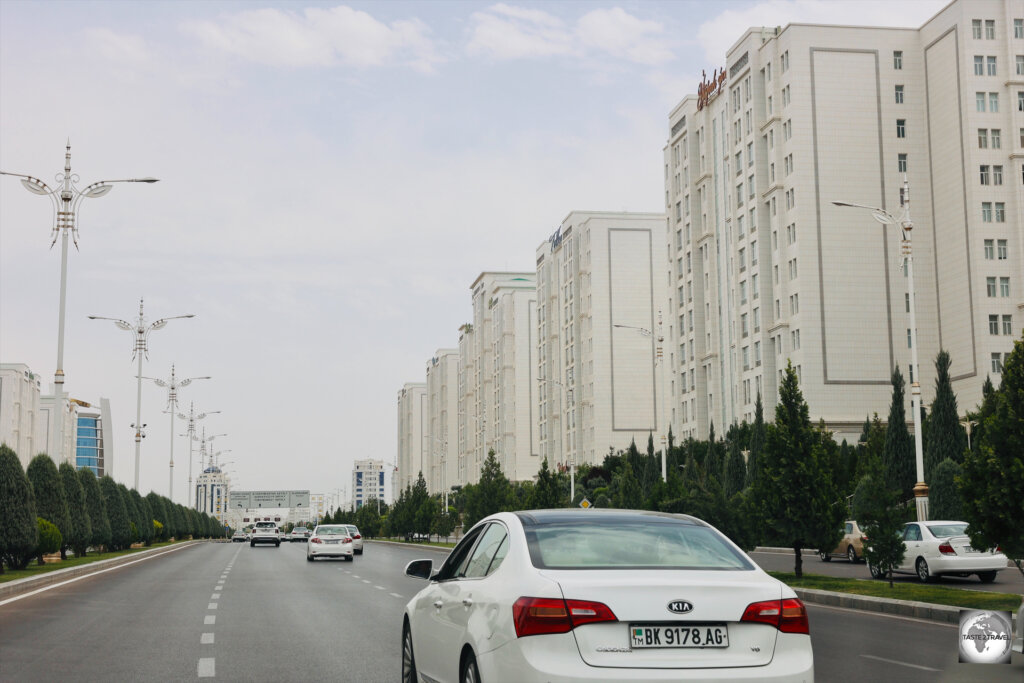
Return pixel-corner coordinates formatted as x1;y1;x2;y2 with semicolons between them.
985;238;995;259
742;313;749;337
1017;55;1024;75
1019;91;1024;111
894;84;904;103
898;153;908;173
792;329;801;350
982;202;993;222
783;119;792;140
751;241;758;265
990;92;999;111
1003;315;1013;335
894;51;903;69
896;119;906;138
973;19;983;39
987;276;997;297
987;56;997;75
1016;18;1023;38
998;239;1008;259
980;165;990;185
975;55;985;75
977;92;986;112
978;128;988;148
907;328;912;348
986;20;995;40
992;353;1003;373
782;50;789;72
788;258;798;280
989;314;1000;335
991;128;1001;148
1000;277;1010;297
994;165;1003;185
790;293;799;314
995;202;1005;222
747;142;754;167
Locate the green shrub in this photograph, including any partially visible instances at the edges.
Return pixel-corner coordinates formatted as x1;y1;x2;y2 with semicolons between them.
35;517;62;566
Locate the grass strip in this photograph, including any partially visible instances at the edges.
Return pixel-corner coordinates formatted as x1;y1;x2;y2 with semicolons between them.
769;571;1022;612
381;538;457;549
0;541;187;584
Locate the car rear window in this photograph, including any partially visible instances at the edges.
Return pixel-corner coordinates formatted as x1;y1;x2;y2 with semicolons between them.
255;522;275;528
524;520;753;570
317;527;346;535
925;523;968;538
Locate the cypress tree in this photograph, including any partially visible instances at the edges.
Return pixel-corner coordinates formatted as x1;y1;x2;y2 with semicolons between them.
131;491;153;545
146;492;167;540
753;363;844;578
929;458;963;520
882;366;916;501
724;439;746;497
463;451;513;527
0;444;39;572
78;468;111;552
612;461;643;509
746;393;765;488
118;484;140;543
26;454;73;560
924;350;967;474
528;458;564;509
58;462;92;558
99;476;132;550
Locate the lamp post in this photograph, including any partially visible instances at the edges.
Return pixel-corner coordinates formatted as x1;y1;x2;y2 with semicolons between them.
613;311;667;482
2;142;158;463
539;377;575;502
146;365;210;501
89;299;194;490
177;402;220;507
960;419;978;451
834;175;928;521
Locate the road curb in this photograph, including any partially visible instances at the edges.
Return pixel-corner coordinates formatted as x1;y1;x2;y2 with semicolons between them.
369;540;452;554
753;547;819;556
0;541;205;602
794;587;967;624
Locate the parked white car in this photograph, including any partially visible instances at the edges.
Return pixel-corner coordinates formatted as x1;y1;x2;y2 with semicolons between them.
402;510;813;683
345;524;364;554
868;521;1008;583
306;525;354;562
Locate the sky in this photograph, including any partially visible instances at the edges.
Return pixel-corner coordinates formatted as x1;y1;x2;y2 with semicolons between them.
0;0;948;505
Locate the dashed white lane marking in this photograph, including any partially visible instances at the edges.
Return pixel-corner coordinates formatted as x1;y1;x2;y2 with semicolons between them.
361;579;371;584
212;593;221;599
201;633;215;645
205;615;216;625
390;593;403;599
860;655;939;672
198;657;215;677
375;586;386;590
352;575;360;578
208;602;218;609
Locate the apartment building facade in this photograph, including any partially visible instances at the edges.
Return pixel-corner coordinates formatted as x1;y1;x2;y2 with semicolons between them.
664;0;1023;443
535;212;669;470
425;349;459;495
396;382;426;493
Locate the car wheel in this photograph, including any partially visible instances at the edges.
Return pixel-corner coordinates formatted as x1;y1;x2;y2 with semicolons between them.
275;541;280;547
402;623;417;683
916;557;933;583
818;550;831;562
868;561;884;579
356;549;363;555
250;541;255;547
307;554;313;562
847;546;858;563
460;651;480;683
977;571;997;583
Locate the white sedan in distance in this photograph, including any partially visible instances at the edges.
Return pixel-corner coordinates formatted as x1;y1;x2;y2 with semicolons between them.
306;525;354;562
345;524;364;554
869;521;1009;583
402;509;813;683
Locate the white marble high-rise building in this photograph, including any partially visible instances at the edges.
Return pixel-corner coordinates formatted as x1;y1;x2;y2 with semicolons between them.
535;212;668;470
0;363;45;469
664;0;1023;444
396;382;427;493
425;349;458;495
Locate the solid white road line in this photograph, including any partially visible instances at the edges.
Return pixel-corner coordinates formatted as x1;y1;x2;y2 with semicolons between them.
198;657;216;677
205;615;216;625
208;602;218;609
201;633;215;645
0;542;199;607
860;654;940;672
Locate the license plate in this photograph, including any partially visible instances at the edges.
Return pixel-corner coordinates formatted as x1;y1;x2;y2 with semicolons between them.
325;540;339;544
630;624;729;649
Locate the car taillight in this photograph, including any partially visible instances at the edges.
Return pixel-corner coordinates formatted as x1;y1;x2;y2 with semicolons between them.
513;597;616;637
353;534;361;539
741;599;809;634
343;537;352;543
310;537;322;544
938;542;956;555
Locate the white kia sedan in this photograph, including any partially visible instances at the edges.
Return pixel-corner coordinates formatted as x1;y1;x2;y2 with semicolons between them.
402;510;813;683
306;525;353;562
870;521;1009;583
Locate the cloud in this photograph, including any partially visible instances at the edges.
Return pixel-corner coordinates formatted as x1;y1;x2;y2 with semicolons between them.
84;28;151;64
467;4;674;65
696;0;948;64
184;5;442;72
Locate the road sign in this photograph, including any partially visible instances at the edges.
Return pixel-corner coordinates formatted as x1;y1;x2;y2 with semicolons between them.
579;498;592;509
230;490;310;509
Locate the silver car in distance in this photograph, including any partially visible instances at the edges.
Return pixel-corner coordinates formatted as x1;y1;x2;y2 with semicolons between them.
402;509;813;683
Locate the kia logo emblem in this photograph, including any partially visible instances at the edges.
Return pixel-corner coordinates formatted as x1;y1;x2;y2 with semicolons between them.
667;600;693;614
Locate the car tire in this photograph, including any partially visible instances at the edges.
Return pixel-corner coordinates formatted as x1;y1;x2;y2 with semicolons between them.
356;549;363;555
977;571;997;583
250;541;255;547
275;541;280;547
847;546;858;563
868;561;884;580
818;550;831;562
307;554;313;562
402;623;417;683
461;651;480;683
916;557;934;583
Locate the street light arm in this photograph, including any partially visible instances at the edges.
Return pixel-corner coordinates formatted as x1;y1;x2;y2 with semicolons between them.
149;314;195;332
87;315;134;332
613;323;653;336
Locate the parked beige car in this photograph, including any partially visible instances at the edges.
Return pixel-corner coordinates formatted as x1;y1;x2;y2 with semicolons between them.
819;520;866;563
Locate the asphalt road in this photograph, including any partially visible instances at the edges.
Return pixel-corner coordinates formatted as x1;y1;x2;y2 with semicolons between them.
750;550;1024;594
1;540;1020;682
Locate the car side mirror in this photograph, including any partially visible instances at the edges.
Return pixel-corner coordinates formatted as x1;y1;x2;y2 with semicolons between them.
405;559;433;580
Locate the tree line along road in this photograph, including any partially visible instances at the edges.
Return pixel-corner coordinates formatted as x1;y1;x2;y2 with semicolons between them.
0;541;1020;681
